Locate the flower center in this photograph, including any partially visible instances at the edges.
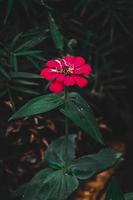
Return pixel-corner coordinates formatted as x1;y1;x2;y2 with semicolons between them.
62;65;73;75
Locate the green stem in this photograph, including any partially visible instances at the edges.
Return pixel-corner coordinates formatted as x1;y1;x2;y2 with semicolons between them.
64;87;69;168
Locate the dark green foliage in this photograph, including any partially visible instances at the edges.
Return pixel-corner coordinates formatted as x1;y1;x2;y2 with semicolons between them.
105;177;125;200
124;193;133;200
70;149;122;180
9;92;64;120
49;14;64;51
75;0;132;41
16;135;123;200
60;92;104;144
0;27;48;100
0;0;130;103
17;168;79;200
0;0;40;23
45;134;76;169
10;91;103;144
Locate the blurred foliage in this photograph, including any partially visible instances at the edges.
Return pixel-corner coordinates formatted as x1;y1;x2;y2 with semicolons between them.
0;0;132;199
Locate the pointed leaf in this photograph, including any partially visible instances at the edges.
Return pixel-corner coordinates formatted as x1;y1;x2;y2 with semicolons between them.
125;193;133;200
34;55;46;61
16;168;53;199
0;64;10;80
19;0;29;16
12;54;18;71
114;14;133;40
15;35;48;52
10;85;40;95
49;14;64;50
10;72;42;79
9;32;23;50
12;79;39;86
26;56;41;70
18;169;79;200
45;135;76;169
4;0;14;23
9;92;64;120
105;177;125;200
60;92;104;144
10;53;18;71
15;50;41;56
71;148;122;180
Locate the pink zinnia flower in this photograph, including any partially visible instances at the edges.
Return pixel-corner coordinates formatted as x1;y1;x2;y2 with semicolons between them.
40;55;92;93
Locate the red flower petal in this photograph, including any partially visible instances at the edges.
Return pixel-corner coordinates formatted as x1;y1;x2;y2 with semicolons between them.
74;75;88;88
73;56;85;67
40;68;57;80
56;58;65;67
49;81;64;94
56;74;65;82
81;64;92;75
73;64;92;75
46;60;61;69
64;75;75;86
73;67;82;74
64;55;75;65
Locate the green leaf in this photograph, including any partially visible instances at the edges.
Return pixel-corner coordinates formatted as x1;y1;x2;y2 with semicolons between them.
105;177;125;200
125;193;133;200
34;55;46;61
60;92;104;144
4;0;14;23
26;56;41;70
9;32;23;50
22;26;49;38
10;72;42;79
38;170;78;200
16;168;54;199
70;148;122;180
45;135;76;169
12;79;39;86
15;35;48;52
17;169;79;200
10;85;40;95
9;92;64;121
10;53;18;71
0;64;10;80
49;14;64;51
19;0;29;16
13;54;18;71
15;50;41;56
15;183;29;198
114;14;133;40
